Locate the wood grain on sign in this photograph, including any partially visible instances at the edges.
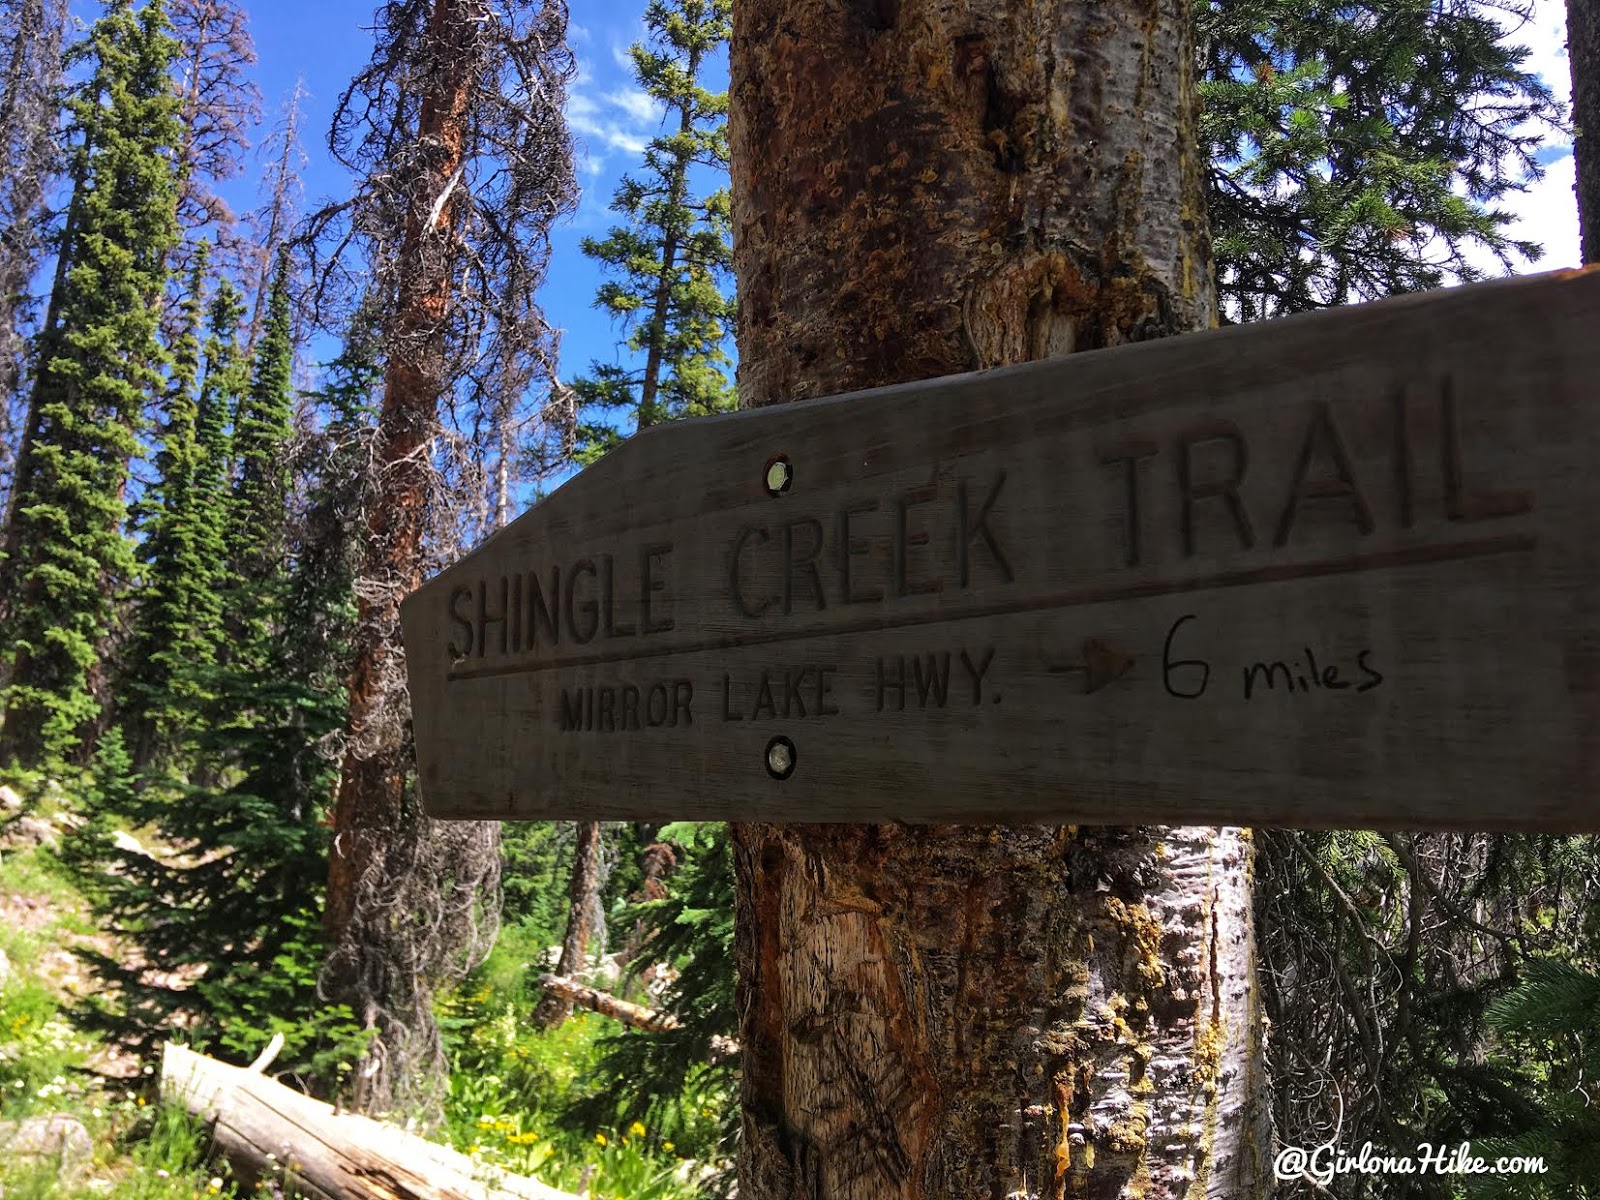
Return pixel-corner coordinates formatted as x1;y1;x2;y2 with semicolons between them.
400;268;1600;831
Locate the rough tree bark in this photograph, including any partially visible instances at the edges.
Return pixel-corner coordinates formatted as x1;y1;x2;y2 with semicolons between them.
1572;0;1599;263
531;820;604;1029
727;0;1267;1197
324;0;478;953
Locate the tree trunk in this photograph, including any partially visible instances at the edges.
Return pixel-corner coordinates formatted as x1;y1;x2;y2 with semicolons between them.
532;820;604;1029
489;262;529;531
324;0;477;948
635;42;702;432
1572;0;1599;263
494;412;513;528
536;971;739;1059
726;0;1266;1196
159;1042;582;1200
321;0;491;1117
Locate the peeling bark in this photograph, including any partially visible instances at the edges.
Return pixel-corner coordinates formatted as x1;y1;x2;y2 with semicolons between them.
727;0;1263;1195
324;0;478;951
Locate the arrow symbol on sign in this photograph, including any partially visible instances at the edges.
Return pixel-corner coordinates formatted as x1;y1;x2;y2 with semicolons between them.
1048;638;1136;694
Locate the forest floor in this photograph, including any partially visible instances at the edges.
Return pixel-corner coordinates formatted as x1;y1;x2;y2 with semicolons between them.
0;783;238;1199
0;781;730;1200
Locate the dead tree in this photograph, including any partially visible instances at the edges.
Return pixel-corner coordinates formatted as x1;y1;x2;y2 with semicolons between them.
243;78;309;357
167;0;260;284
0;0;69;520
531;821;605;1029
302;0;577;1118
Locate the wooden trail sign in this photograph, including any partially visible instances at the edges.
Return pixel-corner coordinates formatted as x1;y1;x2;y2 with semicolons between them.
401;268;1600;831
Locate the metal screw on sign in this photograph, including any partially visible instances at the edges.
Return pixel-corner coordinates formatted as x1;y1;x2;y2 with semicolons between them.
764;454;793;496
765;736;797;781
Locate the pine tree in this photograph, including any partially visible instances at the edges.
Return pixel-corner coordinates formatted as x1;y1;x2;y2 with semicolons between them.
281;297;380;709
583;822;738;1174
164;295;377;1086
1198;0;1563;321
0;0;183;769
224;251;294;677
122;242;226;766
73;305;381;1090
1471;959;1600;1196
193;277;245;537
572;0;734;461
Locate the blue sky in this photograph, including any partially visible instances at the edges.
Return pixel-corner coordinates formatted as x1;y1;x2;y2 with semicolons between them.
61;0;1584;466
201;0;1583;366
76;0;1579;358
218;1;732;414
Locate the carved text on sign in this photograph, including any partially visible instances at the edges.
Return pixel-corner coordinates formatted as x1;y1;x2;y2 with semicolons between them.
400;269;1600;829
443;377;1531;695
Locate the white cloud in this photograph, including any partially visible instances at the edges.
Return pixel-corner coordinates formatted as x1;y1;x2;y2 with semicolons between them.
1456;0;1581;276
604;87;660;125
564;47;659;161
569;22;592;44
568;90;598;121
1484;0;1573;146
1516;0;1572;114
1465;151;1581;274
568;107;648;155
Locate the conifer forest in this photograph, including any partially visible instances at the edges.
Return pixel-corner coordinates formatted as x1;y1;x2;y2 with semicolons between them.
0;0;1596;1196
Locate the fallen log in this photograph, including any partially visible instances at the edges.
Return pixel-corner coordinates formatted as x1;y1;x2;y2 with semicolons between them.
159;1041;581;1200
536;973;739;1060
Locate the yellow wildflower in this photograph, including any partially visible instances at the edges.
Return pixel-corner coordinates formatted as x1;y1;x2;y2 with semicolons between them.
594;1132;608;1146
629;1121;646;1137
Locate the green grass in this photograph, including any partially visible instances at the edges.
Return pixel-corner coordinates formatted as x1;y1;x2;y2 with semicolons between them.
4;775;725;1200
438;927;723;1200
0;838;242;1199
